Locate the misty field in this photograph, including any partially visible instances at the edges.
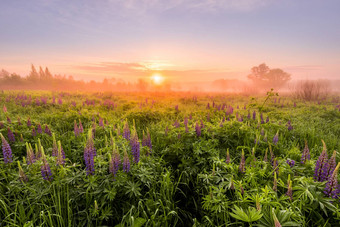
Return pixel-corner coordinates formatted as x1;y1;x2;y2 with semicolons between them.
1;91;340;227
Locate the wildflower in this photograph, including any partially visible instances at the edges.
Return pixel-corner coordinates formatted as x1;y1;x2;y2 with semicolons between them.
272;208;282;227
26;142;36;165
78;119;84;133
7;116;11;124
252;110;256;120
325;150;337;180
40;147;53;181
273;131;279;145
7;127;15;142
84;130;96;175
37;123;42;134
18;161;28;183
3;104;7;113
17;117;22;126
35;139;43;159
109;146;121;179
195;122;201;137
27;118;31;127
122;149;130;173
286;159;295;168
58;98;62;105
56;141;65;166
44;125;52;136
286;120;293;131
1;133;13;164
260;113;264;124
301;140;310;164
272;158;279;176
239;149;245;173
226;148;230;164
314;140;329;182
142;129;152;155
247;111;251;119
130;128;140;163
32;127;37;137
98;117;104;127
286;180;293;201
324;162;340;198
123;121;130;140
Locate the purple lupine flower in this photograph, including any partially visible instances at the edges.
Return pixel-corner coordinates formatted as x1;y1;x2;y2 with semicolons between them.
98;117;104;127
3;105;7;113
79;119;84;133
266;116;269;123
32;127;37;137
58;98;62;105
27;118;31;127
142;129;152;155
252;111;256;120
226;149;230;164
301;140;311;164
175;105;179;111
325;150;337;180
56;141;65;166
41;154;53;181
286;159;295;168
109;149;121;179
7;128;15;142
247;111;251;119
173;120;180;128
195;122;201;137
260;113;264;124
286;120;293;131
18;161;28;183
35;139;43;160
239;149;245;173
206;103;210;109
324;162;340;198
272;158;279;176
44;125;52;136
84;130;96;175
26;143;36;165
74;120;79;137
123;121;130;140
314;140;329;182
273;132;279;145
1;133;13;164
7;116;11;124
123;149;130;173
37;123;42;134
130;129;140;163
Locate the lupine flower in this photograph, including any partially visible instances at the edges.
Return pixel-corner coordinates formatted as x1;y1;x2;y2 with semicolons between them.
240;183;245;195
142;129;152;155
27;118;31;127
314;140;329;182
286;159;295;168
74;120;79;137
17;117;22;126
247;111;251;119
109;146;121;179
272;158;279;175
3;104;7;113
56;141;65;166
324;162;340;198
123;121;130;140
273;132;279;145
260;113;264;124
272;208;282;227
286;180;293;201
230;176;235;190
7;128;15;142
37;123;42;134
266;116;269;123
44;125;52;136
130;128;140;163
18;161;28;183
32;127;37;137
26;142;36;165
273;172;277;192
98;117;104;127
122;149;130;173
325;150;337;180
226;148;230;164
286;120;293;131
84;130;96;175
7;116;11;124
78;119;84;133
195;122;201;137
301;140;310;164
35;139;43;159
175;105;179;111
58;98;62;105
252;111;256;120
239;149;245;173
1;133;13;164
40;147;53;181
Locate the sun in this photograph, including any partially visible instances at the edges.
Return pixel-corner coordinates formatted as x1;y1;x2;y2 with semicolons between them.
151;73;164;85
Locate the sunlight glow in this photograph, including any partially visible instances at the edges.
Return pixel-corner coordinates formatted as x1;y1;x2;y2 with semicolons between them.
151;73;164;85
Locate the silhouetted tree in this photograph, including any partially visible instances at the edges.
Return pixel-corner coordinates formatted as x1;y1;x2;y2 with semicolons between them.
248;63;291;89
27;64;39;81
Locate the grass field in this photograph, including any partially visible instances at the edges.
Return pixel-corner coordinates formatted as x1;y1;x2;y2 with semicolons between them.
1;90;340;226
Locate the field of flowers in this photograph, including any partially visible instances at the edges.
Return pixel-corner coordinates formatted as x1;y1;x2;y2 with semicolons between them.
0;90;340;226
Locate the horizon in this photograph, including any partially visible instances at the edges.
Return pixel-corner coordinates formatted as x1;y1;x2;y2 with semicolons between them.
1;0;340;84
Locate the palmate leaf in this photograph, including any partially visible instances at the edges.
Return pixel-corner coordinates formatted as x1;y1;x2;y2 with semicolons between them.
258;208;300;227
230;205;263;223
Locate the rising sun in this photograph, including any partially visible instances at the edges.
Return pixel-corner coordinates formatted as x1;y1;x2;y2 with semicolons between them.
151;73;164;85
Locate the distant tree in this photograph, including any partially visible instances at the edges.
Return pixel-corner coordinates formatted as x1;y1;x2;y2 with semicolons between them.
0;69;10;79
45;67;53;79
27;64;39;81
247;63;291;89
39;66;45;79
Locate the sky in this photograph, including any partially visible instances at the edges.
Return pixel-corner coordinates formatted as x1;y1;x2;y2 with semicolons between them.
1;0;340;83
